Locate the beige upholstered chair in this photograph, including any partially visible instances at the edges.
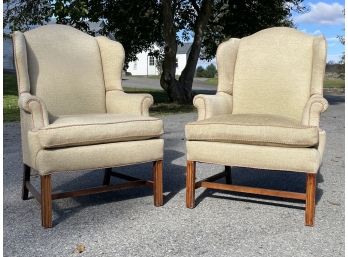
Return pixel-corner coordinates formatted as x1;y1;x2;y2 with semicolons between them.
13;24;164;228
185;27;328;226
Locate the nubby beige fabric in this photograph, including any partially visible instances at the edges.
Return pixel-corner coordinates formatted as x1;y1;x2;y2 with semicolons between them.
23;25;106;117
186;27;328;174
186;140;322;173
36;114;163;149
216;38;240;95
35;139;164;174
193;92;233;121
302;94;329;126
186;114;319;147
232;28;314;121
96;36;124;91
106;91;154;116
13;24;163;175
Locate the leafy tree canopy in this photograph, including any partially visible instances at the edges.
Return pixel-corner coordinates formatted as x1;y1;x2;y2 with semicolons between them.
4;0;162;66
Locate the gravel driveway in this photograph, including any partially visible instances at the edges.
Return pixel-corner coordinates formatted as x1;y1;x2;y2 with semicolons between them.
3;92;344;257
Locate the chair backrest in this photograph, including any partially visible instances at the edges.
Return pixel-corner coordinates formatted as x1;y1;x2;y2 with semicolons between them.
216;27;327;121
13;24;107;117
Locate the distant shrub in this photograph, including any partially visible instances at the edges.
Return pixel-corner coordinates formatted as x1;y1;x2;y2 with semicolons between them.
196;66;206;77
196;64;217;78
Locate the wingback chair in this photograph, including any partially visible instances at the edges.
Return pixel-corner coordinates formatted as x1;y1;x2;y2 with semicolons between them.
13;24;164;228
185;27;328;226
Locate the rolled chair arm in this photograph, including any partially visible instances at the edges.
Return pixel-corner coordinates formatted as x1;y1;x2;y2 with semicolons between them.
302;94;329;127
18;93;49;129
193;92;233;121
106;90;154;116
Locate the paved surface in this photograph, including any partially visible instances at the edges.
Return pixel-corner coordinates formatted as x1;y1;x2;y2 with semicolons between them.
123;76;215;91
3;93;344;257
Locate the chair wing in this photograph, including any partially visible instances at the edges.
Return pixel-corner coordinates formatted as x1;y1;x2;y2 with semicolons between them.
96;36;154;116
96;36;124;92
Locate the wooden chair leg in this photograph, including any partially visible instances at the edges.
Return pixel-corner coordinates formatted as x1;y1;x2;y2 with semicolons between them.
186;161;196;208
41;175;52;228
225;166;232;184
22;164;31;200
153;160;163;207
103;168;112;185
305;173;316;226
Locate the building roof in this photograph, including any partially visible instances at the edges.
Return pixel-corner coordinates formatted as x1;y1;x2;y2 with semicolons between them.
177;43;192;55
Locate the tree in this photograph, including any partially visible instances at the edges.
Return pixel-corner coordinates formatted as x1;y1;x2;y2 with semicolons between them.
337;9;345;79
195;64;216;78
204;64;217;78
160;0;214;103
4;0;162;67
4;0;306;103
159;0;306;103
195;66;205;77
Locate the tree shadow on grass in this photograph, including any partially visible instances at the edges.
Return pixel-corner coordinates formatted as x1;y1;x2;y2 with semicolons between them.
324;92;345;106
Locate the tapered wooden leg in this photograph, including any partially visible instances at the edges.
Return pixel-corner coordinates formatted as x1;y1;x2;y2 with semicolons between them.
41;175;52;228
103;168;112;185
153;160;163;207
22;164;31;200
225;166;232;184
186;161;196;208
305;173;316;226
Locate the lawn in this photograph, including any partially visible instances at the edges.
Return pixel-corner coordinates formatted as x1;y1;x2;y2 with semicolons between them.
3;73;194;122
323;78;346;88
3;73;19;122
204;77;345;88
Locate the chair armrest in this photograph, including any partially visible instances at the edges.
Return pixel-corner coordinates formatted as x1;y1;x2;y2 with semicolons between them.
18;93;49;129
302;94;328;127
106;90;154;116
193;92;233;121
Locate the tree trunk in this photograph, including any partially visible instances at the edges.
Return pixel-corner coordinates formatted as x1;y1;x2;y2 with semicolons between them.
160;0;213;104
160;0;179;102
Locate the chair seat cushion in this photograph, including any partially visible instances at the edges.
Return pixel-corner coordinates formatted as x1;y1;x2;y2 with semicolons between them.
185;114;319;147
37;114;163;149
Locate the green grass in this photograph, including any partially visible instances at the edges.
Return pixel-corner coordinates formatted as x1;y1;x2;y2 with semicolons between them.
204;77;345;89
3;73;194;122
205;77;218;86
323;78;345;88
3;73;20;122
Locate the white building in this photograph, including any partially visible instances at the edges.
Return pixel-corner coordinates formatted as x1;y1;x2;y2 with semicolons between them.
127;43;191;76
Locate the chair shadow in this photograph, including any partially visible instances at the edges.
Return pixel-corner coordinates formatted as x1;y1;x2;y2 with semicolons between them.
48;149;186;226
195;166;324;211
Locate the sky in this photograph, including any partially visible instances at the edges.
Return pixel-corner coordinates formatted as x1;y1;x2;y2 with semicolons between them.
198;0;345;67
293;0;345;62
